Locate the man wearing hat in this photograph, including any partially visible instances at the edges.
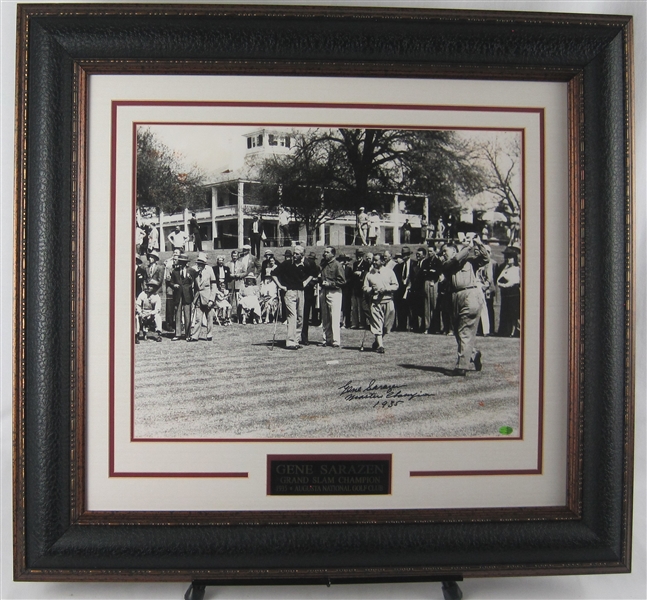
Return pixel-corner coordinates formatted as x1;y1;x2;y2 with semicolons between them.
146;250;165;294
169;254;195;340
135;254;147;299
476;245;496;337
260;251;279;323
164;249;181;279
260;249;275;276
188;252;217;341
441;223;490;375
136;279;163;342
496;245;521;337
163;249;182;330
239;243;260;279
272;247;313;349
238;273;262;324
356;207;369;245
363;253;399;353
301;250;321;344
350;249;370;329
135;223;146;255
227;249;246;318
393;246;416;331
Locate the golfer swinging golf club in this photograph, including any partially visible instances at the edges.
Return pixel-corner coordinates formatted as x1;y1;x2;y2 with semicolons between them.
362;253;399;354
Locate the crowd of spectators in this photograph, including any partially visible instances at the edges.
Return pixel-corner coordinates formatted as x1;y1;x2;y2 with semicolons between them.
134;222;520;373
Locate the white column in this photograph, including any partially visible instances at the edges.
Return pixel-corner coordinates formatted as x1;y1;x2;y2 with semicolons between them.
393;194;401;245
183;208;190;250
158;210;165;252
319;223;325;245
425;196;430;222
237;181;245;249
211;186;218;248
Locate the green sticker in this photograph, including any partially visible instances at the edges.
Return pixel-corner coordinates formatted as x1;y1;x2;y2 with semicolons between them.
499;426;514;435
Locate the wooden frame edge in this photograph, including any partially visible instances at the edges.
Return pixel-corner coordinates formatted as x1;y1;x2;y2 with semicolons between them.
12;2;636;581
13;2;30;581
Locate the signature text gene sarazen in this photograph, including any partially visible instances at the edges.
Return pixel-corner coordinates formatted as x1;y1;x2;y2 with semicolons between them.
338;380;434;403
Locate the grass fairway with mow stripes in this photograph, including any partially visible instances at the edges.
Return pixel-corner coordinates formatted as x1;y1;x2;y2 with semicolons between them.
134;324;521;440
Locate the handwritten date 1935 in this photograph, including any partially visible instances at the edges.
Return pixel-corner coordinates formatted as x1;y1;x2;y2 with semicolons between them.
374;399;404;409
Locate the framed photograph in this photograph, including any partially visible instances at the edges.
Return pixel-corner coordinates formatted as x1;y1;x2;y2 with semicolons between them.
13;1;635;592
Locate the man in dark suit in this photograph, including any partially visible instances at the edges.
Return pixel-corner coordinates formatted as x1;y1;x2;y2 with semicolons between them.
213;255;231;289
135;255;147;299
393;246;416;331
250;215;262;257
169;254;195;340
300;251;321;345
189;212;202;251
409;247;428;333
339;254;353;328
146;250;165;293
410;246;443;333
350;249;370;329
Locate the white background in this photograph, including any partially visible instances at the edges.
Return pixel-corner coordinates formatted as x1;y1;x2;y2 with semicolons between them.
1;1;644;599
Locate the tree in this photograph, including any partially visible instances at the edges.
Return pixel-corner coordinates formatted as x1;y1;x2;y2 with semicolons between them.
256;127;488;240
257;131;350;245
136;128;207;214
323;128;413;212
473;134;522;217
319;128;487;217
404;130;488;220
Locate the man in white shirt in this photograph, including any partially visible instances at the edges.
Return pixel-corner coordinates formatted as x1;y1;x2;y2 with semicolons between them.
363;254;399;353
168;225;188;251
136;280;163;342
357;207;369;245
383;250;396;271
278;208;291;246
441;227;490;375
148;224;159;251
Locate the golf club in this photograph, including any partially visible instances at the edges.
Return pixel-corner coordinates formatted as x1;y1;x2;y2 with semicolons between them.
359;327;368;352
271;298;281;350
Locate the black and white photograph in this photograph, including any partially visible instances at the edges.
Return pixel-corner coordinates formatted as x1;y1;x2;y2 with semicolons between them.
132;122;525;441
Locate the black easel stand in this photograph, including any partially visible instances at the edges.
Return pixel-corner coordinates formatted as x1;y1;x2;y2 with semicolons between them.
184;575;463;600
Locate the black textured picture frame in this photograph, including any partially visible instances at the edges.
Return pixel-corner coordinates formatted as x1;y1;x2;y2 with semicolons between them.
13;3;634;584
